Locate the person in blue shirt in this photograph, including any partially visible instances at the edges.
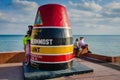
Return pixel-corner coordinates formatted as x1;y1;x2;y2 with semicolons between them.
73;38;79;57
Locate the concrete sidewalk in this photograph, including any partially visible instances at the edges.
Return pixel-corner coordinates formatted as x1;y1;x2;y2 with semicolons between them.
0;63;24;80
49;58;120;80
0;58;120;80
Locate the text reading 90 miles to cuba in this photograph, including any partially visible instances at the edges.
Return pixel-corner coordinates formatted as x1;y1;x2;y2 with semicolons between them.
31;39;53;45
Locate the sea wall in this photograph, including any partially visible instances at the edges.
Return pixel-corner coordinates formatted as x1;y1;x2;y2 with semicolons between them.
0;52;25;64
85;53;112;62
0;52;120;64
112;56;120;63
85;53;120;63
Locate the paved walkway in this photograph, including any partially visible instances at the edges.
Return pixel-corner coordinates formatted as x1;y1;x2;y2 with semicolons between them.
0;58;120;80
0;63;24;80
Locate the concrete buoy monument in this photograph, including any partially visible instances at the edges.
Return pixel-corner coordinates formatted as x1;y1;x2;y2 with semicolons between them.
23;4;93;80
30;4;73;70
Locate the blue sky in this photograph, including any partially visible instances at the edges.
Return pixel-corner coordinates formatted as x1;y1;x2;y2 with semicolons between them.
0;0;120;35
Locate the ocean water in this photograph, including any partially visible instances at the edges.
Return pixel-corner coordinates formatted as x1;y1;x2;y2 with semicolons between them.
0;35;24;52
0;35;120;56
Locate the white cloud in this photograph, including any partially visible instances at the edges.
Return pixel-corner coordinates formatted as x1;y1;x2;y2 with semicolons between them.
68;8;103;24
106;2;120;11
111;18;120;22
68;0;103;27
0;0;39;34
84;1;102;12
0;11;17;23
103;2;120;18
0;12;6;21
69;1;102;12
68;0;120;35
0;0;120;35
12;0;38;12
9;0;38;24
0;23;28;35
0;0;39;23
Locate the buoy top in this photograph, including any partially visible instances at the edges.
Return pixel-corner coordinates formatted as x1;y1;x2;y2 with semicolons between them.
34;4;70;27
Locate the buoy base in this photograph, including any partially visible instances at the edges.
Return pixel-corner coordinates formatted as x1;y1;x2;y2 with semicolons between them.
30;61;73;70
23;61;93;80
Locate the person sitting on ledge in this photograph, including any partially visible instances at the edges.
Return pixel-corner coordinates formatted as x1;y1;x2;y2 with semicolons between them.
73;38;79;57
77;37;91;57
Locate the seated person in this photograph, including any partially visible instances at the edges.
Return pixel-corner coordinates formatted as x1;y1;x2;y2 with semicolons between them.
73;38;79;57
77;37;91;57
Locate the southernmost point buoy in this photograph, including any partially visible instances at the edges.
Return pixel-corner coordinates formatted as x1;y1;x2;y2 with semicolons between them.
30;4;73;70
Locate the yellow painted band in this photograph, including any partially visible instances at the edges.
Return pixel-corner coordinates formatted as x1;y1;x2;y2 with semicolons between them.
31;45;73;54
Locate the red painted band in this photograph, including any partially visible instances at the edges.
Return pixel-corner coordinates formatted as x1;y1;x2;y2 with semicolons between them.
31;53;73;62
35;4;70;27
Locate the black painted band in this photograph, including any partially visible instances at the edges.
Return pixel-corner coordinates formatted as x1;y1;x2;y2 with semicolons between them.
30;60;73;70
31;28;72;38
31;37;73;46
